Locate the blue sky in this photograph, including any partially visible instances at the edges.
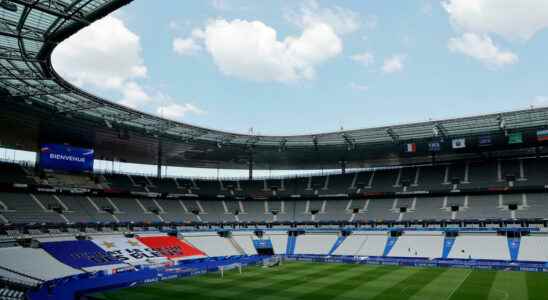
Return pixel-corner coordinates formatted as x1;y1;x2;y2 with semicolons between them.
51;0;548;136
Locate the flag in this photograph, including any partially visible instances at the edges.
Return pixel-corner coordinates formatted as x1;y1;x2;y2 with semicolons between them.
428;142;441;152
537;130;548;142
478;135;492;147
452;138;466;149
404;143;417;153
508;132;523;144
92;236;168;266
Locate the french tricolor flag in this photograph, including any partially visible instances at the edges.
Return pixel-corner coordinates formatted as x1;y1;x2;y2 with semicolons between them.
404;143;417;153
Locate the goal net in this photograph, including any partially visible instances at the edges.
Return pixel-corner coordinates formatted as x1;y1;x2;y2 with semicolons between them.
219;263;242;278
262;256;283;268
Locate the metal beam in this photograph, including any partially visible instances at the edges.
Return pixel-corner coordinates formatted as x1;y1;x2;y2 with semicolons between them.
8;0;90;24
0;19;45;42
386;128;399;143
279;138;288;152
341;133;355;150
248;152;253;181
55;103;104;114
0;65;43;80
157;139;163;179
433;123;448;138
246;136;261;147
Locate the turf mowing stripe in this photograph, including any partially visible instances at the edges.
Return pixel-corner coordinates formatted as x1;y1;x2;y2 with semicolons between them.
116;262;353;300
440;269;472;300
335;266;422;300
218;263;357;298
291;265;400;300
404;268;472;300
165;262;322;290
122;284;226;300
149;267;303;297
447;270;497;300
488;270;527;300
93;263;548;300
174;263;335;290
369;267;448;300
525;271;547;300
94;265;293;300
211;263;360;299
134;265;386;300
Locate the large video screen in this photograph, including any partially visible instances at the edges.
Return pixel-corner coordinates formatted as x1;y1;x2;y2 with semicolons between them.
39;144;94;172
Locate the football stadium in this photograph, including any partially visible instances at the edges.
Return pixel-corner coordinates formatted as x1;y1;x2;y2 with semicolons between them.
0;1;548;300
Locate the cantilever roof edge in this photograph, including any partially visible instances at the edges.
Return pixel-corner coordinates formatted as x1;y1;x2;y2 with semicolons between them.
1;0;548;152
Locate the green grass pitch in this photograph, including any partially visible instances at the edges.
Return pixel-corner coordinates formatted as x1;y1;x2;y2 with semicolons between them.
91;262;548;300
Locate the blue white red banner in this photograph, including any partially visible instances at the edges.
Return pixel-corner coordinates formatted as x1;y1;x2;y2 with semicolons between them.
403;143;417;153
92;236;170;266
41;240;122;269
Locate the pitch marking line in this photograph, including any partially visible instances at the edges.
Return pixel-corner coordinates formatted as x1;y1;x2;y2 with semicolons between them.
400;285;411;295
492;287;510;300
445;269;472;300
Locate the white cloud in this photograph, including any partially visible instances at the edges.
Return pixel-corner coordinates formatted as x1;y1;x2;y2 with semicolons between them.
52;15;147;90
448;33;518;68
285;0;362;35
420;1;433;15
173;37;201;55
118;82;151;109
382;55;406;74
351;52;374;66
191;28;206;40
53;15;205;119
199;19;342;82
531;96;548;107
442;0;548;41
52;15;156;110
157;103;205;121
349;82;369;91
174;1;356;82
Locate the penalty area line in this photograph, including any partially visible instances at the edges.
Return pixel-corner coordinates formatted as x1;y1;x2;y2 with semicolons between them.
445;269;472;300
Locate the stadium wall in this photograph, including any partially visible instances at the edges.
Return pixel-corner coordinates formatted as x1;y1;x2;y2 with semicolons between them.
18;228;547;299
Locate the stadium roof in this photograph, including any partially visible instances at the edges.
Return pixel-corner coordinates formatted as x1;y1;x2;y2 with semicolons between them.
1;0;548;170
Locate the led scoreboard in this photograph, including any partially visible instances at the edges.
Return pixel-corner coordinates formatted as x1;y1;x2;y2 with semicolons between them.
39;144;94;172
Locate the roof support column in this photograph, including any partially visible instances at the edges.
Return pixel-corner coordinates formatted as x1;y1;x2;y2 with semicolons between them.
340;161;346;175
248;152;254;181
157;139;163;179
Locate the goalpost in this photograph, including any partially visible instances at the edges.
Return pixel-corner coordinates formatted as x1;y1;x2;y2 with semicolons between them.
219;263;242;278
262;255;283;268
219;256;283;278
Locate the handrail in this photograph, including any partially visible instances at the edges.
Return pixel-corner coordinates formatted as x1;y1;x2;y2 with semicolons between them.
0;265;44;285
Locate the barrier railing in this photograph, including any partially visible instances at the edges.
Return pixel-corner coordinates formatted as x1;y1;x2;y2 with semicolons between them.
27;255;265;300
285;254;548;272
25;252;548;300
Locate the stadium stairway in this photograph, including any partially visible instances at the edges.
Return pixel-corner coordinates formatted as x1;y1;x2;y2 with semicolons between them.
508;237;521;261
327;236;347;255
228;236;246;256
441;236;456;259
0;287;25;300
286;236;297;255
383;236;398;256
